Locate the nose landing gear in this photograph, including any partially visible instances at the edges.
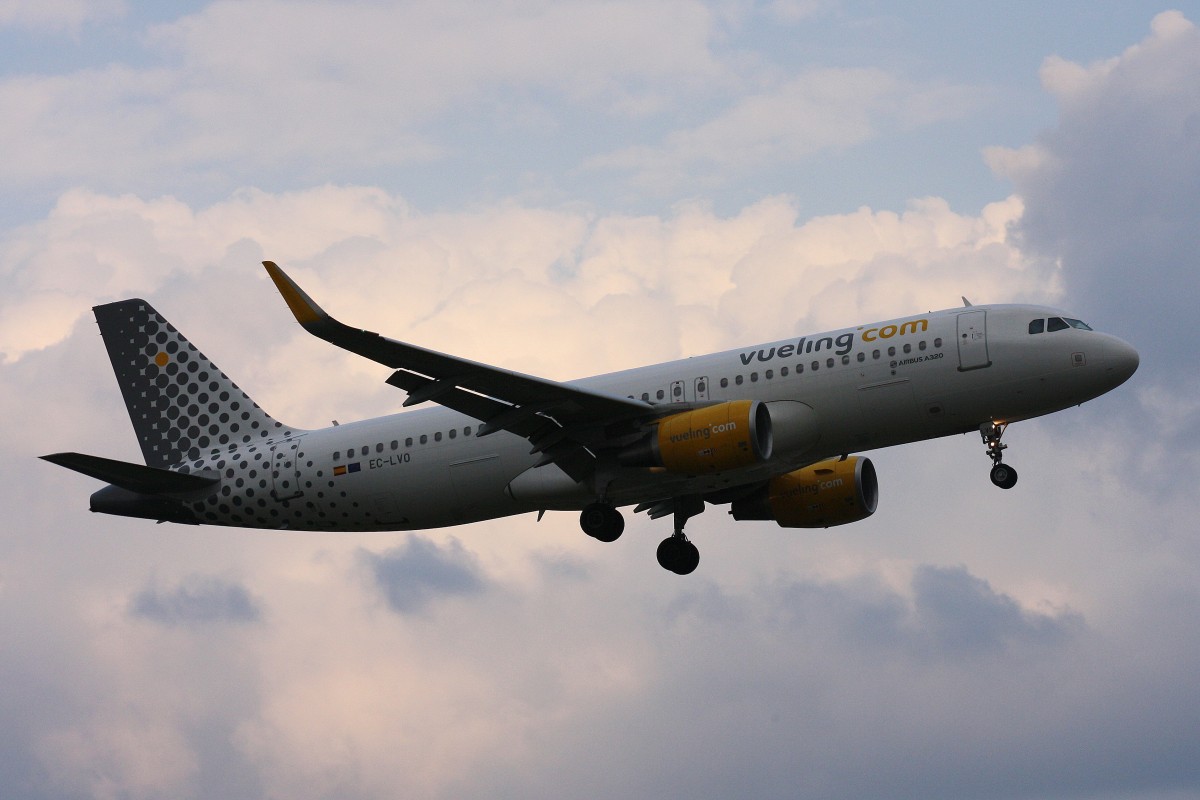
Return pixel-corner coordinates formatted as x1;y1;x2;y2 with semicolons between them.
981;421;1018;489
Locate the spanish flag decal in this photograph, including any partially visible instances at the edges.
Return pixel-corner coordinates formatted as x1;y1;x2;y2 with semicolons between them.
334;463;361;477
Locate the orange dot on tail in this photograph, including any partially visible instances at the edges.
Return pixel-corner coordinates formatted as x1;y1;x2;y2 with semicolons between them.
154;352;169;367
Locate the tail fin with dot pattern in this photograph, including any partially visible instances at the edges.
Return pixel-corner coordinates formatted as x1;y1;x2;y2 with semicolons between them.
93;299;303;468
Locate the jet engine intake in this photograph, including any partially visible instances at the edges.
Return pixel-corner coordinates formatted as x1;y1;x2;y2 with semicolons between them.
620;400;772;474
731;456;878;528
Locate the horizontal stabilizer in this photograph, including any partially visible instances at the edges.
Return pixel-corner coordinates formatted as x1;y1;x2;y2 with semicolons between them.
40;452;219;495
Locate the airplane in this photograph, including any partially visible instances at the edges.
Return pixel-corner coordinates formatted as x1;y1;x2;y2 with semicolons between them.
42;262;1140;574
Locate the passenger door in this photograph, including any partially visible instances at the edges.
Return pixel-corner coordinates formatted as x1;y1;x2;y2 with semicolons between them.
956;311;991;371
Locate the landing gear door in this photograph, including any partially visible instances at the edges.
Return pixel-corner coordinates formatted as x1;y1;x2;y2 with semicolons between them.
956;310;991;371
271;437;304;501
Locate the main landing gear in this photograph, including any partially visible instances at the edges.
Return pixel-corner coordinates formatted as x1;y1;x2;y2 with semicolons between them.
656;496;703;576
578;496;702;575
579;502;624;542
981;421;1018;489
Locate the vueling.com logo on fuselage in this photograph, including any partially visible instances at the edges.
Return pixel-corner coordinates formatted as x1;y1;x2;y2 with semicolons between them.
669;421;737;443
738;318;929;365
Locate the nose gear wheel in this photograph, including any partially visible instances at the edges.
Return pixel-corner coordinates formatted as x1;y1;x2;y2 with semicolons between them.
981;422;1018;489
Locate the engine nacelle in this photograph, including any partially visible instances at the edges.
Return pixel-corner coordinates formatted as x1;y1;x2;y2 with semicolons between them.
620;400;772;474
731;456;878;528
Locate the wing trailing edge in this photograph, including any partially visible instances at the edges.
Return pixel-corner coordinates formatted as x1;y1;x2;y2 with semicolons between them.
262;260;659;482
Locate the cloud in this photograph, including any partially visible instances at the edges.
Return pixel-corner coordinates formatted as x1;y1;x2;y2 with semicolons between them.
0;0;723;194
986;10;1200;376
0;0;125;32
588;69;982;191
362;536;485;613
908;564;1079;655
130;575;262;625
0;187;1049;373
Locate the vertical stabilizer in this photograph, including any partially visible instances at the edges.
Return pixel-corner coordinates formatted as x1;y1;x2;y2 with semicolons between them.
94;299;302;468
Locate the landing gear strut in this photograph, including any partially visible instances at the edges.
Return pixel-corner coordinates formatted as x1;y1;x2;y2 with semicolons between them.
656;496;703;575
981;421;1018;489
580;502;624;542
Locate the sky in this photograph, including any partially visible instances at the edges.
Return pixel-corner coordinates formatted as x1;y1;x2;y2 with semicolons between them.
2;2;1199;798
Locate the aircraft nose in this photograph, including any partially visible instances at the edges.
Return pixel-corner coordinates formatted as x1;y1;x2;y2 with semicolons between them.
1104;336;1139;388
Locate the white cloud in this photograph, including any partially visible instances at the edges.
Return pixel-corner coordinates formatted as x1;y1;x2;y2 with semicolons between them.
0;0;724;191
0;186;1049;379
588;69;981;190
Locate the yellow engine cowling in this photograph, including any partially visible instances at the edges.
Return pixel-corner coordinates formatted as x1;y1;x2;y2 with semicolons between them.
619;400;773;474
731;456;878;528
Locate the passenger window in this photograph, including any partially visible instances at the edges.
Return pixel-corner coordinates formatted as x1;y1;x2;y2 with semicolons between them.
376;443;384;453
656;389;665;400
720;378;729;388
888;347;896;357
812;361;819;371
903;344;911;354
1048;317;1069;332
641;392;650;401
361;446;369;456
765;369;773;380
750;372;758;382
873;349;880;359
464;427;472;436
332;452;340;462
1029;319;1045;334
434;432;442;442
736;375;744;385
934;337;943;348
419;435;427;445
390;440;398;450
796;363;804;374
780;366;789;377
826;358;835;368
857;352;865;362
918;341;926;351
449;429;456;439
841;355;850;365
405;437;413;447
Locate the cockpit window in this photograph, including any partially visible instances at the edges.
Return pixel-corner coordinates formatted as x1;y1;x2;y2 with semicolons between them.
1047;317;1069;332
1064;318;1093;331
1028;319;1045;334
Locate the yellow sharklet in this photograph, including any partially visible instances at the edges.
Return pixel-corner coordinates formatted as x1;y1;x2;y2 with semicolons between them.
263;260;325;325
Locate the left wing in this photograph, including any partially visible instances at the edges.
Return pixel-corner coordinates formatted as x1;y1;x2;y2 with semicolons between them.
263;262;658;480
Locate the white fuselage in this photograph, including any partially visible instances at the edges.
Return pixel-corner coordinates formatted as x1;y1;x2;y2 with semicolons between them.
177;303;1137;532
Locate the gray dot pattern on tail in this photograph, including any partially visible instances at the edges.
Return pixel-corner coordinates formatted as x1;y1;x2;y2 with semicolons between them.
94;299;376;532
94;299;294;468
